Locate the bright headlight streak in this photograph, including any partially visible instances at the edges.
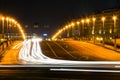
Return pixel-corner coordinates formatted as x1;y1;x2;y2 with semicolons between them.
19;38;120;65
19;40;32;61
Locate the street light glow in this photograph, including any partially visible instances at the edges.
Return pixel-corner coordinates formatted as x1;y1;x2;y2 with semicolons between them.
81;19;84;23
86;18;90;23
2;17;4;20
6;17;8;21
71;22;75;26
92;17;96;21
101;17;105;21
113;16;117;20
76;21;80;25
65;25;68;29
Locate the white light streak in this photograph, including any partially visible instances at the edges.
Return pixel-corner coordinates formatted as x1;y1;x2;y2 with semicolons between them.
19;38;120;65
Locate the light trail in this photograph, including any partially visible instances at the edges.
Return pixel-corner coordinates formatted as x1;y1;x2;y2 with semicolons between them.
12;42;23;49
19;38;120;65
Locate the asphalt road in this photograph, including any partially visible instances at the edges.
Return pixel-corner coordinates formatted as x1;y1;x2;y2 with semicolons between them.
40;41;103;61
1;40;120;79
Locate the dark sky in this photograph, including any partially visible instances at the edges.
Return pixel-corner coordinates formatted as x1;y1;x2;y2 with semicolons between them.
0;0;118;37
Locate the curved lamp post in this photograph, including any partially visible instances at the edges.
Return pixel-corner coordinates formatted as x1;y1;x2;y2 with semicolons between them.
112;16;117;49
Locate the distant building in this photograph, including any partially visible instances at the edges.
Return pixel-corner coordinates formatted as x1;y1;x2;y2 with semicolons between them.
63;8;120;41
88;8;120;39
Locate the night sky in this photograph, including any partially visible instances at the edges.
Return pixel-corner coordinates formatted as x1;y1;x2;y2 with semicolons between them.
0;0;118;37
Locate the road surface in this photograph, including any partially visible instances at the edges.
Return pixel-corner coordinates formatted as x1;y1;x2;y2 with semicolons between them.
40;41;103;61
0;41;23;64
66;40;120;61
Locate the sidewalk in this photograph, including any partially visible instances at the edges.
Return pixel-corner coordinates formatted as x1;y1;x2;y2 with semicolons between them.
66;40;120;61
88;40;120;52
0;40;23;64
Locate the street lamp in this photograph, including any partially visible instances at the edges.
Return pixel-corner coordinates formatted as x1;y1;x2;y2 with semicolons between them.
65;25;69;37
1;17;4;38
101;17;105;46
8;18;12;40
76;21;80;38
1;17;5;50
86;19;90;24
86;18;90;41
92;17;96;44
6;17;9;46
71;22;75;37
81;19;84;40
112;16;117;49
11;19;15;40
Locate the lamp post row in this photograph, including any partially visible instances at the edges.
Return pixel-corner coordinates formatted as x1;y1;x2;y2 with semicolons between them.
0;16;25;50
52;15;117;50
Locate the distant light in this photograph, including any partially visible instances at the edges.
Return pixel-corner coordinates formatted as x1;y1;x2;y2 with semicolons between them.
48;38;51;41
96;37;103;41
43;33;48;37
31;38;42;42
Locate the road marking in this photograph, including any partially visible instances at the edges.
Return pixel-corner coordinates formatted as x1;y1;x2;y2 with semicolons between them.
54;42;76;59
46;42;58;57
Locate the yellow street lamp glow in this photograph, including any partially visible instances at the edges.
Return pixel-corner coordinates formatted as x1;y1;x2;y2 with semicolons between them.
14;21;17;25
112;16;117;20
68;24;71;28
81;19;84;23
92;17;96;21
1;16;26;40
86;18;90;23
2;17;4;20
12;19;15;23
8;18;12;22
65;26;68;29
101;17;105;21
6;17;8;21
71;22;75;26
76;21;80;24
63;27;65;30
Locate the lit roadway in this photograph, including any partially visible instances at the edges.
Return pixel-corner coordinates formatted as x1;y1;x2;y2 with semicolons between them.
1;39;120;79
0;41;23;64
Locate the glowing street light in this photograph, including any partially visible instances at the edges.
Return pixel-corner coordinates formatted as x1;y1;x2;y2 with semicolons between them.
81;19;84;23
112;16;117;33
1;17;5;50
71;22;75;37
81;19;85;40
65;25;68;29
66;25;70;37
1;17;4;38
86;18;90;41
6;17;9;46
92;17;96;43
101;17;106;46
6;17;9;34
76;21;80;25
112;16;117;49
76;21;80;37
86;18;90;24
